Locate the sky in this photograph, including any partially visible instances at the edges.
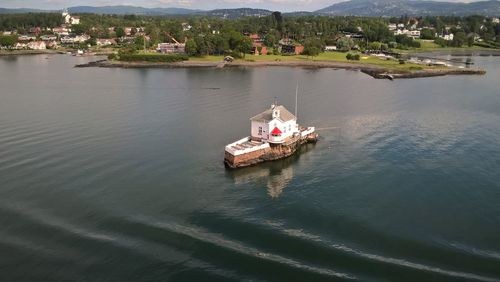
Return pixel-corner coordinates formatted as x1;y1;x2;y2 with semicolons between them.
0;0;486;12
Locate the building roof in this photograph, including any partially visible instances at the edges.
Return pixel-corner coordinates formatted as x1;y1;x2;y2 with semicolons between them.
271;127;282;135
250;105;296;122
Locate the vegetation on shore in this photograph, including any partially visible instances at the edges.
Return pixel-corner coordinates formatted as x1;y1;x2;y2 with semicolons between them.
111;52;188;62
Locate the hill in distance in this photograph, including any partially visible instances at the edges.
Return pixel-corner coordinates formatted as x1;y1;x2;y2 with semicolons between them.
68;6;198;15
316;0;500;16
2;1;500;17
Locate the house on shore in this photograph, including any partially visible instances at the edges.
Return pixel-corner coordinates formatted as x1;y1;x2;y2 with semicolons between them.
281;44;304;55
249;34;268;55
96;38;117;46
18;35;37;41
41;35;57;41
27;41;46;50
157;43;185;54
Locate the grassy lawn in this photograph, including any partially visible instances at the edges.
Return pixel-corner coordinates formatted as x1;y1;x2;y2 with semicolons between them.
190;52;438;72
397;39;497;53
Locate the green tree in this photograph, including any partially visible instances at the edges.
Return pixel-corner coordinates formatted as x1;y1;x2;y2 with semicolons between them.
368;42;382;51
185;39;197;56
420;28;436;40
452;32;467;47
336;37;354;52
115;27;125;38
0;35;17;47
236;36;253;57
264;34;277;47
302;38;323;58
134;36;145;50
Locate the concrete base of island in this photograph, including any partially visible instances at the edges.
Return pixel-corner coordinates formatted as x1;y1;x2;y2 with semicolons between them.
224;131;318;169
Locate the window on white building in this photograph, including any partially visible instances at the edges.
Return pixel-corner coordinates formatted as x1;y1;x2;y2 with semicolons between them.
258;126;262;135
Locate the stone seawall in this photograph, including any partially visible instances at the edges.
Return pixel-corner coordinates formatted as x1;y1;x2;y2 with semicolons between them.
224;133;318;169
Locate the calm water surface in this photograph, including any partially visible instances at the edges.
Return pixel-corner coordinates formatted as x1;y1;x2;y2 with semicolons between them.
1;54;500;281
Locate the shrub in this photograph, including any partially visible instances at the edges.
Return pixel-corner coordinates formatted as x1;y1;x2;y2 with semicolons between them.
346;53;360;60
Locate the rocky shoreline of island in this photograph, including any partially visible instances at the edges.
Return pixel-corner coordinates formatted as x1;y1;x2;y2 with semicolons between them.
75;59;486;80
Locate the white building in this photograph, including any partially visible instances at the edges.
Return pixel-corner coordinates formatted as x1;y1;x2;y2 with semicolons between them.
17;35;37;41
408;30;421;38
492;17;500;24
250;104;299;144
388;23;397;31
157;42;185;54
394;29;420;38
62;9;80;25
27;41;46;50
96;38;117;46
182;23;192;31
60;34;90;44
53;27;70;36
40;35;57;41
70;16;80;25
324;45;337;51
13;42;27;49
440;34;454;41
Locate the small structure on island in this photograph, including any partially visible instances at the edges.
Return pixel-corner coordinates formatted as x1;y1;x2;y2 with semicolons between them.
224;100;318;168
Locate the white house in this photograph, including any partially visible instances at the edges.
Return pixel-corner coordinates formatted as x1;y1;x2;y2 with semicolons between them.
440;34;454;41
96;38;117;46
13;42;27;49
408;30;421;38
388;23;397;31
17;35;37;41
492;17;499;24
62;9;80;25
324;45;337;51
157;42;186;54
27;41;46;50
250;104;299;144
61;34;90;44
70;16;80;25
40;35;57;41
53;27;70;36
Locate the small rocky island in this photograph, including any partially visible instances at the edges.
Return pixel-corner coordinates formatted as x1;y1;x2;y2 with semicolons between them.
224;103;318;169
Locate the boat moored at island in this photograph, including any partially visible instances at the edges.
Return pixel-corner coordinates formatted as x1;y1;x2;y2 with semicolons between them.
224;103;318;169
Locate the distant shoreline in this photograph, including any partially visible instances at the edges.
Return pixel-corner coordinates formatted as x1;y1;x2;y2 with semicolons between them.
0;50;65;56
75;59;486;80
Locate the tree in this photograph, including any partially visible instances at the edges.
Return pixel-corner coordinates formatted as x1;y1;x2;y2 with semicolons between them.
302;38;323;58
452;32;467;47
420;28;436;40
194;35;208;55
264;34;277;48
368;42;382;51
134;36;145;50
185;39;197;56
115;27;125;38
336;37;354;52
272;12;283;34
0;35;17;47
236;36;253;58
